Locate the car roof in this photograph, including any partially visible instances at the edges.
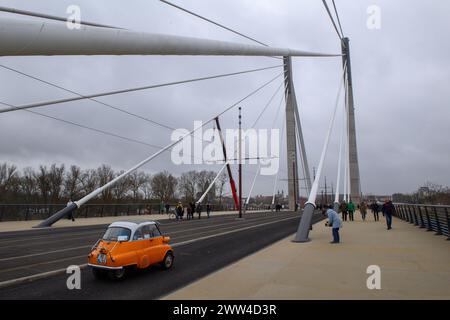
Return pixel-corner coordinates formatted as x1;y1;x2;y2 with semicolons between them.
108;220;157;232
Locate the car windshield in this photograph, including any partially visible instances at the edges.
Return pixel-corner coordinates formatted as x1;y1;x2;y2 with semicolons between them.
102;227;131;242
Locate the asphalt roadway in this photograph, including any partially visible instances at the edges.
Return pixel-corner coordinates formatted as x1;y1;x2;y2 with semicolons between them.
0;210;324;299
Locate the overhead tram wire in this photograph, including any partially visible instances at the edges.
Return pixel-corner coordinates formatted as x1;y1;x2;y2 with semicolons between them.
321;0;343;40
0;6;123;29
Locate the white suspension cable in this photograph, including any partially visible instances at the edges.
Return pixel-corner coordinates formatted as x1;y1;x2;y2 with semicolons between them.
245;164;261;205
334;94;346;204
272;108;286;205
196;162;229;204
0;64;282;114
306;63;347;206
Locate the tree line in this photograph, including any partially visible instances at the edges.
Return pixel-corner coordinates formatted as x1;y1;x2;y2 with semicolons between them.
392;182;450;205
0;162;228;205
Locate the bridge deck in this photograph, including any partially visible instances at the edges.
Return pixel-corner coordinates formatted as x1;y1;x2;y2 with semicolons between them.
164;213;450;300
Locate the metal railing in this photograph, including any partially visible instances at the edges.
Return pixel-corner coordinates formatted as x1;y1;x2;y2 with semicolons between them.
393;203;450;240
0;203;275;222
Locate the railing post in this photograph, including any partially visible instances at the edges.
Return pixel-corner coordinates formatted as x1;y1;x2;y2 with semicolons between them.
409;205;418;226
403;205;410;222
445;207;450;240
100;205;104;217
25;205;30;221
424;207;432;231
398;205;403;220
126;205;130;216
417;206;425;228
433;207;442;235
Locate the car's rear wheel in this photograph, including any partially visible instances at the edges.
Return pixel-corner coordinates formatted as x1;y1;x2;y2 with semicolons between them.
108;268;126;280
162;252;174;270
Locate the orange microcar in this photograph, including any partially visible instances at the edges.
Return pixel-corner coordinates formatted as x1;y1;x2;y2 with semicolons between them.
88;220;174;279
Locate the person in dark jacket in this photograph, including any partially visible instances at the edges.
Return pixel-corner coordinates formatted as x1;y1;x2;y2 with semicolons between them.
175;202;183;221
206;203;211;218
196;203;202;219
382;199;395;230
370;201;379;221
339;201;348;221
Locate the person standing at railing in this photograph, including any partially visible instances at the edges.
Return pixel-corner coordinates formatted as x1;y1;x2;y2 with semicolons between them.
382;198;395;230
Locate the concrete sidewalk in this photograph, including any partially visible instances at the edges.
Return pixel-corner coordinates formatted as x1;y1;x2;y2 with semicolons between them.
164;213;450;300
0;210;266;233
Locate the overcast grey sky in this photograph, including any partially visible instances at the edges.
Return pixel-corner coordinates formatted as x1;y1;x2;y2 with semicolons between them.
0;0;449;198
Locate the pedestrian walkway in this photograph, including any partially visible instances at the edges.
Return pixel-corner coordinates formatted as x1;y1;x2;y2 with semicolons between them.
0;210;268;233
164;212;450;300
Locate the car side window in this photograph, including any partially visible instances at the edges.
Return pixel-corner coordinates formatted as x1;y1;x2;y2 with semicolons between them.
142;225;151;239
133;227;144;241
149;225;161;237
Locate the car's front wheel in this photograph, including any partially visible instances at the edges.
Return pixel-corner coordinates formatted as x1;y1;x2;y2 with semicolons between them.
108;268;126;280
162;252;174;270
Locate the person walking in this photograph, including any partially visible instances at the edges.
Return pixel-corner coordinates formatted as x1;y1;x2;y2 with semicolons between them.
323;205;342;244
339;200;348;221
186;205;193;220
347;200;355;221
196;203;202;219
371;201;379;221
206;203;211;218
159;202;164;214
382;198;395;230
165;203;170;214
360;201;367;221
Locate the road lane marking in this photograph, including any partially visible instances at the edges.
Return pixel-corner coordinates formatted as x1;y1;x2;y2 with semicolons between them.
0;245;91;262
0;214;300;288
172;215;299;248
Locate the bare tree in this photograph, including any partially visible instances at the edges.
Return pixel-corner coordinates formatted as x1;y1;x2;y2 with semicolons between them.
141;173;152;201
151;170;178;203
112;170;131;201
97;164;114;202
129;171;146;201
80;169;98;197
64;165;82;201
178;171;197;202
216;171;228;205
196;170;216;202
0;163;19;202
48;164;65;203
34;165;51;204
21;167;38;202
